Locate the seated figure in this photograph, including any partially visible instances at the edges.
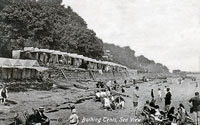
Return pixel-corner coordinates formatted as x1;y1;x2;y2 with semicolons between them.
115;96;125;109
26;109;41;125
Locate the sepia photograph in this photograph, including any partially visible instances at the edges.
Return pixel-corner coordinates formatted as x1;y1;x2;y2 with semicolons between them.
0;0;200;125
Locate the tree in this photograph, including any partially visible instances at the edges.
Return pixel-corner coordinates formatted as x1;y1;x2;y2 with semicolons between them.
0;2;104;59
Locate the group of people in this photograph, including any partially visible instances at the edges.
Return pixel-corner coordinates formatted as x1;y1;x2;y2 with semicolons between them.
95;88;125;111
10;105;80;125
138;84;200;125
163;87;200;125
142;99;194;125
95;80;127;111
97;80;126;93
9;107;50;125
25;107;50;125
150;85;170;103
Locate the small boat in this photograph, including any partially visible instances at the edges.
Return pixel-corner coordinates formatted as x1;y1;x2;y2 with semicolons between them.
73;82;89;90
53;79;74;89
53;79;89;90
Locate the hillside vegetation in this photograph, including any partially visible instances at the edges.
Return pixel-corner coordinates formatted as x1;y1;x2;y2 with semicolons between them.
104;43;169;73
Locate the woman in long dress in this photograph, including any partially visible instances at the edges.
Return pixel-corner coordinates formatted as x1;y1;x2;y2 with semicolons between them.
0;85;8;104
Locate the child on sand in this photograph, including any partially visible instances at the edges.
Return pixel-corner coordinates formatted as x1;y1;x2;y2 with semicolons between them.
164;86;167;95
158;88;162;101
133;86;139;116
66;109;79;125
104;96;112;111
196;81;198;88
133;86;139;107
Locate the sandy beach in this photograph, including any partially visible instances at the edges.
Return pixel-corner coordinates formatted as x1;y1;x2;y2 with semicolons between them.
0;76;199;125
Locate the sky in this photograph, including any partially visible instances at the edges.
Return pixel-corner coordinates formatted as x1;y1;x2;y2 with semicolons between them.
62;0;200;72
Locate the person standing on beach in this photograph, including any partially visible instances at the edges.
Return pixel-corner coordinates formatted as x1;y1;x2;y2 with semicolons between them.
164;86;167;95
196;81;198;88
133;79;136;86
124;80;127;85
158;88;162;101
151;89;154;99
189;92;200;125
0;84;8;104
164;88;172;112
133;86;139;116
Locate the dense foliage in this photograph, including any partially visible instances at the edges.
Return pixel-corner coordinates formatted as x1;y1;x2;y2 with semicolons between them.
0;1;104;59
103;43;169;73
37;0;63;5
0;0;11;10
